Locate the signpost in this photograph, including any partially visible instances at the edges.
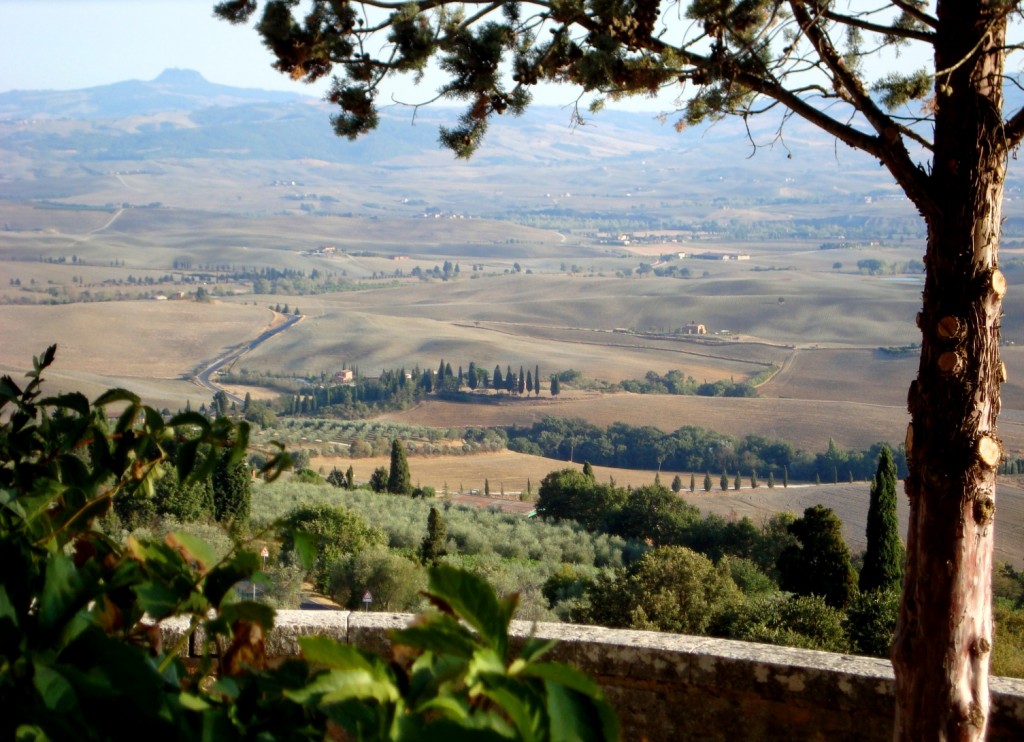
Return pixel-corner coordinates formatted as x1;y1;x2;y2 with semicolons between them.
256;547;270;600
362;590;373;612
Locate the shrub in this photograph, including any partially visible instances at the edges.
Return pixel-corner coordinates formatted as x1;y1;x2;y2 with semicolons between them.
581;546;743;635
328;547;427;611
280;504;386;592
723;594;850;653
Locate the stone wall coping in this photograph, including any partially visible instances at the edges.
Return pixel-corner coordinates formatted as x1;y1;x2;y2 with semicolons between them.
161;609;1024;695
159;609;1024;738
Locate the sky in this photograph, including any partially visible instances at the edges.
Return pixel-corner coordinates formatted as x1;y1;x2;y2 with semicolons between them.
0;1;327;94
0;1;944;113
0;0;607;109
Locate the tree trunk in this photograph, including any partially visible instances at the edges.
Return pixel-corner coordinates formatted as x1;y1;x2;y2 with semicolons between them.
891;6;1007;739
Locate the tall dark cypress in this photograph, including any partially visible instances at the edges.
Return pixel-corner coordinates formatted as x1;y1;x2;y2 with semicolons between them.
860;445;905;593
387;439;413;495
213;452;251;530
420;506;448;565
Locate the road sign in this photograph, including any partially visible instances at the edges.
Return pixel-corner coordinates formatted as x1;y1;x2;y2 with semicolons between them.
362;591;373;603
260;546;269;559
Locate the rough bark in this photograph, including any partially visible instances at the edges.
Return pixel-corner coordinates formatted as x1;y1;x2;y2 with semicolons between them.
891;4;1007;739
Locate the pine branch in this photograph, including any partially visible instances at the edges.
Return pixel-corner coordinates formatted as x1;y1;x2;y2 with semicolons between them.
889;0;938;30
1003;105;1024;151
787;1;933;213
821;8;933;44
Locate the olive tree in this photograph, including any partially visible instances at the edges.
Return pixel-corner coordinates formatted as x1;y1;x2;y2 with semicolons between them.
216;2;1021;736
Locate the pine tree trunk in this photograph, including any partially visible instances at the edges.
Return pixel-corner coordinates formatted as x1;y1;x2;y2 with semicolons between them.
891;7;1007;738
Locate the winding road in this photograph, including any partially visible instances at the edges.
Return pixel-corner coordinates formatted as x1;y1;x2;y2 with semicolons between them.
192;313;302;404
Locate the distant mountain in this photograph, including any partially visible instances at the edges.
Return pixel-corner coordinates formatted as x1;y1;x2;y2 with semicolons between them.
0;68;308;120
6;69;1014;236
3;68;1020;171
0;68;853;167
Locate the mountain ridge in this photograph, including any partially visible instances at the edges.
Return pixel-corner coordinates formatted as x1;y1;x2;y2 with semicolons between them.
0;68;308;121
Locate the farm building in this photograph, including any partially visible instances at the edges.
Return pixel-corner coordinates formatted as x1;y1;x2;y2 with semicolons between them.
683;323;707;335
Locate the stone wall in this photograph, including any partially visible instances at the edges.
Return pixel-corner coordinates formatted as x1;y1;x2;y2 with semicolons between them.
166;611;1024;740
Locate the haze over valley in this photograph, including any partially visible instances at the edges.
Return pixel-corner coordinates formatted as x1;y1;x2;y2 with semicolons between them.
6;70;1024;567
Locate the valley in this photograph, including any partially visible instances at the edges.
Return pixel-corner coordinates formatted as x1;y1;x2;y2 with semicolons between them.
5;69;1024;563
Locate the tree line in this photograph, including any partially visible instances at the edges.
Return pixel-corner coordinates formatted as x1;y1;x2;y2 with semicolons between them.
507;417;907;483
225;363;766;426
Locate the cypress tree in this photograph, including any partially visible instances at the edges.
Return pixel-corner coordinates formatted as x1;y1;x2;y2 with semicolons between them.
860;445;905;594
671;474;682;493
387;439;413;495
550;376;560;396
493;365;503;390
154;464;214;523
750;470;758;489
345;465;355;490
582;461;596;481
535;365;540;396
703;472;712;492
526;370;533;394
720;471;729;491
767;471;775;489
468;361;478;390
518;366;526;395
783;466;789;488
733;471;741;490
212;452;251;531
420;506;448;565
689;473;695;493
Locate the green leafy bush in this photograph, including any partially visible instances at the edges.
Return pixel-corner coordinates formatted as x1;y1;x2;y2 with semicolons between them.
844;588;900;658
722;594;850;653
280;504;386;592
579;546;743;635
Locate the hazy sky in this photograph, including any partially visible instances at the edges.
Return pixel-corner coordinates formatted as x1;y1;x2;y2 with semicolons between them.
0;1;941;113
0;1;322;93
0;0;609;109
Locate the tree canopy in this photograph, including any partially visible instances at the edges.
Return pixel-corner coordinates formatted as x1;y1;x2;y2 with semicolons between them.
777;505;857;611
213;0;1021;170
